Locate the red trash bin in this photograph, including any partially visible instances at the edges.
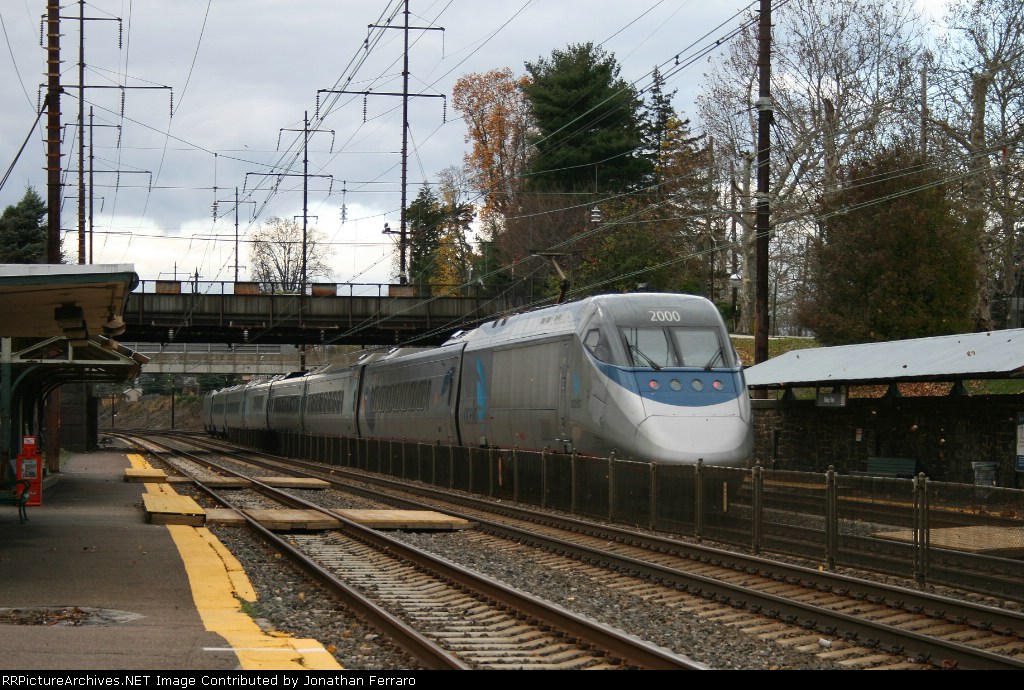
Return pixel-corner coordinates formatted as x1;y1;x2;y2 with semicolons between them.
16;436;42;506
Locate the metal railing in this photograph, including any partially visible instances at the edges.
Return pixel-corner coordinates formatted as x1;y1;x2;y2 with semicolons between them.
255;430;1024;603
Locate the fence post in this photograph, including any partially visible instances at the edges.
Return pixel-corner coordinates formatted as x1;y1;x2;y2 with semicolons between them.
608;456;616;520
752;463;763;555
825;465;837;569
541;449;548;508
512;447;519;503
488;447;496;497
570;451;578;515
649;461;657;531
694;459;704;542
913;472;929;585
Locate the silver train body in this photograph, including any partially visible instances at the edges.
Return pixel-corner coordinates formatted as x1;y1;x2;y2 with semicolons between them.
203;293;754;466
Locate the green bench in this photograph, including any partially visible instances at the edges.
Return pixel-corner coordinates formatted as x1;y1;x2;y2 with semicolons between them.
851;457;918;479
0;480;30;523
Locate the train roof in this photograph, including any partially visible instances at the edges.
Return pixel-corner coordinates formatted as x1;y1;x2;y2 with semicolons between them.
446;293;721;348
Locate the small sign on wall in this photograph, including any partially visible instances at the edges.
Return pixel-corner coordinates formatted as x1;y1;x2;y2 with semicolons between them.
816;388;847;408
1016;412;1024;472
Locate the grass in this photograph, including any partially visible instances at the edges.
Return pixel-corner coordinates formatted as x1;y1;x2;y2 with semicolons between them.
730;334;817;366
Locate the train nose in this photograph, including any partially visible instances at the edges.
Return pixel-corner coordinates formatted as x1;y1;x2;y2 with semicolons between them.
632;415;753;466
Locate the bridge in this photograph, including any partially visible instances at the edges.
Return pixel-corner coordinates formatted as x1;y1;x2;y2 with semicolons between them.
122;279;509;347
120;343;315;376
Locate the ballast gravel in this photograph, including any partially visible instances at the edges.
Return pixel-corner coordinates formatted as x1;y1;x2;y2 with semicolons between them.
211;523;859;670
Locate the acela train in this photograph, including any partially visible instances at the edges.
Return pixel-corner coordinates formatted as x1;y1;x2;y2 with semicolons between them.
203;293;754;466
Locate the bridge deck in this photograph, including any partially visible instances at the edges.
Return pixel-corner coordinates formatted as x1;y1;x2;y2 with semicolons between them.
124;284;495;345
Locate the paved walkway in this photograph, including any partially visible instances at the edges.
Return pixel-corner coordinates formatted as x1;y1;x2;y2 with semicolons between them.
0;450;340;671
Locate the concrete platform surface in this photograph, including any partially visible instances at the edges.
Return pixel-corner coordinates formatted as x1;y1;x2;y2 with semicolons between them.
0;451;339;671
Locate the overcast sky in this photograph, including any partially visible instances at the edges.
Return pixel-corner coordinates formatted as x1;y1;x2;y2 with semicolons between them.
0;1;945;287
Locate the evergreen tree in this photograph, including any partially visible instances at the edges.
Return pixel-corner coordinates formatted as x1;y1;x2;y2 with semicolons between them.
406;186;447;296
0;187;48;263
406;176;478;297
798;146;976;344
572;70;714;296
523;43;651;193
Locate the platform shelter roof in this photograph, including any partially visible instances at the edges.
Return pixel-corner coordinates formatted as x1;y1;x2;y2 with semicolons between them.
743;329;1024;389
0;264;147;387
0;264;138;340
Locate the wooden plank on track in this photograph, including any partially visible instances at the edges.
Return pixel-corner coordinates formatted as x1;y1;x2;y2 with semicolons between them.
254;477;330;489
204;508;248;525
142;493;205;526
244;509;340;531
201;477;252;488
335;509;476;530
124;468;167;483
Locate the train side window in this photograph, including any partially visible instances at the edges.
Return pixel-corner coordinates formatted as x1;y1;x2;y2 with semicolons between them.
583;328;611;362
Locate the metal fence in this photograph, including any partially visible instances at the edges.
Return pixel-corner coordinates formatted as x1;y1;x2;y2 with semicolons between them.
252;431;1024;602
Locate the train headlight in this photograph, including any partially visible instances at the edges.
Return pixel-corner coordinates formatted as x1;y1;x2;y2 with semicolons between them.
648;379;660;390
712;380;724;391
670;379;682;391
691;379;704;391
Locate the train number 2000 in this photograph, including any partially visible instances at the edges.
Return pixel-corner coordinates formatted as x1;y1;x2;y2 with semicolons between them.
649;310;681;322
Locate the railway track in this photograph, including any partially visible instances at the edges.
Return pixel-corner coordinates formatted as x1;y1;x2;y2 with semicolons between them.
122;433;702;670
116;431;1024;670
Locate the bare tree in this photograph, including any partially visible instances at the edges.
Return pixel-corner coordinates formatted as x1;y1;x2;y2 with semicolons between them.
697;0;924;334
930;0;1024;329
248;216;332;293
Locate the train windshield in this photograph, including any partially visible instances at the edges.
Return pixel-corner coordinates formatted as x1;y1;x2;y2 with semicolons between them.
619;327;731;369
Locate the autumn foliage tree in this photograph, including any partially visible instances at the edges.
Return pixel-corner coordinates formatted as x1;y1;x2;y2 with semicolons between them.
452;68;532;222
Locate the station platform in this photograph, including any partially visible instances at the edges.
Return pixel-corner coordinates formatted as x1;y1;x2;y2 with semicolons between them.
0;451;341;671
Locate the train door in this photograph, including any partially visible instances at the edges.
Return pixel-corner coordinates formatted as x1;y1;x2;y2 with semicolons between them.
557;339;571;451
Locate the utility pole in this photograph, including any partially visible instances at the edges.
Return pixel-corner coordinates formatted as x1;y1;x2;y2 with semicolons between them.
302;112;310;292
213;187;255;282
84;107;123;263
46;1;61;264
77;0;85;263
89;107;94;263
320;1;445;285
62;5;167;265
754;0;772;368
920;64;928;157
272;114;334;293
67;1;122;264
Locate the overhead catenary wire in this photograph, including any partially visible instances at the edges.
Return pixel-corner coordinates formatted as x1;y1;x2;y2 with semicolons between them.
20;2;992;351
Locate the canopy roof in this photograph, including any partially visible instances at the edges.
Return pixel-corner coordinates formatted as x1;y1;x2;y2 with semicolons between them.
743;330;1024;389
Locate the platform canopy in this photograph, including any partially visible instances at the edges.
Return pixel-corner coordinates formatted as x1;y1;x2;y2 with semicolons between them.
0;264;139;341
743;329;1024;389
0;264;148;387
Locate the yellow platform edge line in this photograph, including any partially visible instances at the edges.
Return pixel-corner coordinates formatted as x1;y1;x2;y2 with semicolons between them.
128;453;342;670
